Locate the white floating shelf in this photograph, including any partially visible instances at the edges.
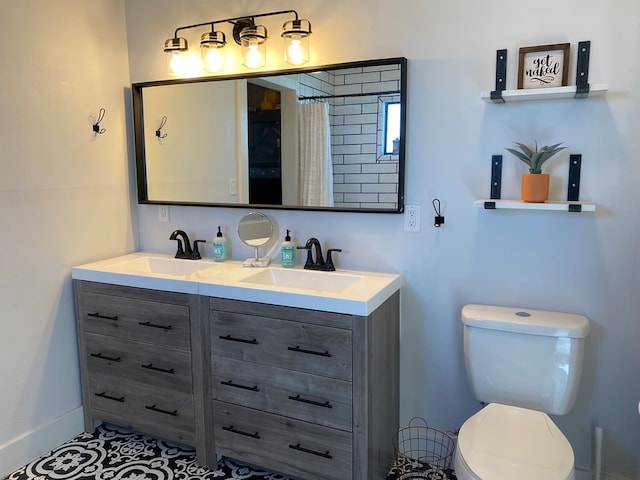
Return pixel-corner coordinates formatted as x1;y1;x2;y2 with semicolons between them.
481;84;608;103
474;199;596;212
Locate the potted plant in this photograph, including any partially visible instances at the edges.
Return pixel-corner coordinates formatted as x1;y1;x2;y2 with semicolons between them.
506;141;566;203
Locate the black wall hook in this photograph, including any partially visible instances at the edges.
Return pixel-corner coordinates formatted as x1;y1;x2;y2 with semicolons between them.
92;108;106;134
432;198;445;227
155;116;168;138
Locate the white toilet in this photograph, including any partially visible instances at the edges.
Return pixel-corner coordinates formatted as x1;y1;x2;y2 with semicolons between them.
455;304;590;480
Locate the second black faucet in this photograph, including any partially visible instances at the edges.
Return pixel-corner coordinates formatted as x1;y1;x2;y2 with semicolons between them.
297;238;342;271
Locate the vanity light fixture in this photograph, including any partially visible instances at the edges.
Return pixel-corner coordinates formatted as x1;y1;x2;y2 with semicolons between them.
239;24;268;69
282;19;311;66
163;9;312;76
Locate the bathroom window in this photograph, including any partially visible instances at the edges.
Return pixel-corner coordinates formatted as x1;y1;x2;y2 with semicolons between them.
383;101;401;155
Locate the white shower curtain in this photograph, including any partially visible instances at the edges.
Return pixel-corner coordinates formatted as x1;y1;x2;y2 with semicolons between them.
298;102;334;207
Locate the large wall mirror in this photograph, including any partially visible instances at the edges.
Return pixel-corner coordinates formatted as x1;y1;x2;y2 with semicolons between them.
132;57;407;213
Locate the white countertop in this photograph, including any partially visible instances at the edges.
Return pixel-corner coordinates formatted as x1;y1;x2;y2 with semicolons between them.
72;252;403;316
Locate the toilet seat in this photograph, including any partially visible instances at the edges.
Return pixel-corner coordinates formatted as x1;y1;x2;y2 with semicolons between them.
455;403;575;480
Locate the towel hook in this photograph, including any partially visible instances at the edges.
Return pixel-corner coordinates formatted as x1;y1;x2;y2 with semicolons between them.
155;116;168;138
432;198;445;227
91;108;106;134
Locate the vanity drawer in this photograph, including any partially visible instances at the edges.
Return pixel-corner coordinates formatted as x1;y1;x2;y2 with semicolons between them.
88;375;195;445
213;356;352;431
210;311;352;381
84;332;192;393
213;401;352;480
79;291;191;350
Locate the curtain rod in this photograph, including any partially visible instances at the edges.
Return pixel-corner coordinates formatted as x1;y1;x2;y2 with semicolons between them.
298;90;400;101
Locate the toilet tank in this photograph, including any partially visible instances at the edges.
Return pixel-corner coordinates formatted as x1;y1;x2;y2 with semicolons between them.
462;304;590;415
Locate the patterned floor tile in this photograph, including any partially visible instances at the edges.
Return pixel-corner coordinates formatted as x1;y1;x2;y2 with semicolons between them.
3;423;457;480
3;424;290;480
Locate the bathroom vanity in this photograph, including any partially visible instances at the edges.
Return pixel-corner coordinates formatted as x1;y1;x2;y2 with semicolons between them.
72;253;402;480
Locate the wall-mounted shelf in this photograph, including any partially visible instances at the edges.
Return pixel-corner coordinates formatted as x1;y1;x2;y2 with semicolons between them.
478;154;595;213
484;42;607;103
474;199;596;212
481;84;608;103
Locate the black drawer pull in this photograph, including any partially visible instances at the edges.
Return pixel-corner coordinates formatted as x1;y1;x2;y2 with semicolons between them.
221;380;260;392
138;321;173;331
219;334;258;345
288;345;331;357
222;425;261;439
144;404;178;416
288;394;333;409
141;363;175;374
289;443;332;459
90;352;121;362
88;312;118;321
95;391;124;403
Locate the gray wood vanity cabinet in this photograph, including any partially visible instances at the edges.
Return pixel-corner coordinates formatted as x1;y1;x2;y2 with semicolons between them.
206;293;400;480
73;280;208;464
73;278;400;479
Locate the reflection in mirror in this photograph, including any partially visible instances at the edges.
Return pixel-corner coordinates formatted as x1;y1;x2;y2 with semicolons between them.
238;212;273;267
133;57;406;213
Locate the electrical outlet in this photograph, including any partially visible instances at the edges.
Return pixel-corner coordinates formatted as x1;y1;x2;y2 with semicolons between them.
404;205;421;232
158;205;170;222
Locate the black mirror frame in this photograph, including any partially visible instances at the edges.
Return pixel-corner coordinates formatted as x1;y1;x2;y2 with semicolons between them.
132;57;407;214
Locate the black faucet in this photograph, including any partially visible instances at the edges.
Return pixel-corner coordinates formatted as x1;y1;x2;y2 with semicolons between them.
169;230;204;260
297;238;342;271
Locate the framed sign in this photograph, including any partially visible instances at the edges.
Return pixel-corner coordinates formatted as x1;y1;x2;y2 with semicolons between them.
518;43;570;89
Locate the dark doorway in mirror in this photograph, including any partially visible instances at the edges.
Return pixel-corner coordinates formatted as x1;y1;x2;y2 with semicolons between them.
248;83;282;205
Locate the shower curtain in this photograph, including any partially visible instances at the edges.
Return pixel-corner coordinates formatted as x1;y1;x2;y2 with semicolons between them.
298;102;334;207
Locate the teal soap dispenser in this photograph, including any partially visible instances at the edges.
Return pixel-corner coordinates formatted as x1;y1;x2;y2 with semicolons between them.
213;226;228;261
280;229;296;268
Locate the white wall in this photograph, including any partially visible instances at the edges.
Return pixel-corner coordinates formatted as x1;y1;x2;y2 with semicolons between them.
125;1;640;477
0;1;135;475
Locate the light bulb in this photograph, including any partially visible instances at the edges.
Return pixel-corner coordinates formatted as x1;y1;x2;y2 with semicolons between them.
168;52;186;76
201;31;226;74
244;43;264;69
169;51;201;77
240;25;267;69
286;37;305;65
204;48;225;73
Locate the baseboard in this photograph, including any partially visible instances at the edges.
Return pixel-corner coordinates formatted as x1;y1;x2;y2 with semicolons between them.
0;406;84;478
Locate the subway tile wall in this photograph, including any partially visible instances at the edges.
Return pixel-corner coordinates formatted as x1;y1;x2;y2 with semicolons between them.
297;65;401;209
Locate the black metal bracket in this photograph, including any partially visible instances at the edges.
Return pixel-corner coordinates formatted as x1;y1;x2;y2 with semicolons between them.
567;154;582;201
490;49;508;103
490;155;502;199
575;41;591;98
566;154;583;213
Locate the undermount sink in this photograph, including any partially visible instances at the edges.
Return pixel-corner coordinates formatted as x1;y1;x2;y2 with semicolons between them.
240;268;362;293
114;256;218;276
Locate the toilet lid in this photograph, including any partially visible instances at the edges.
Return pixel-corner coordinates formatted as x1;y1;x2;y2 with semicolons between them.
457;403;574;480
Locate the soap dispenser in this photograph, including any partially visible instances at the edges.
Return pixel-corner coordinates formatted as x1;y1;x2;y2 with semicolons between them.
213;226;228;262
280;229;296;268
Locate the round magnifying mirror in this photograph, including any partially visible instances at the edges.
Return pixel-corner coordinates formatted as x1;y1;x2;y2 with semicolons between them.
238;212;273;266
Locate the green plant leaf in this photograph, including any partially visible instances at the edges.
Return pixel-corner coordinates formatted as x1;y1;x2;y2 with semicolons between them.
505;148;532;166
513;142;534;157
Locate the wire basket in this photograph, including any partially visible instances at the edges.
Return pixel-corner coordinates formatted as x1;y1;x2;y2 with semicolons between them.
392;417;455;473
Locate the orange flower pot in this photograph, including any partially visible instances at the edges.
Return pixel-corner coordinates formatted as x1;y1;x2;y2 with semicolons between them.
521;173;550;203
